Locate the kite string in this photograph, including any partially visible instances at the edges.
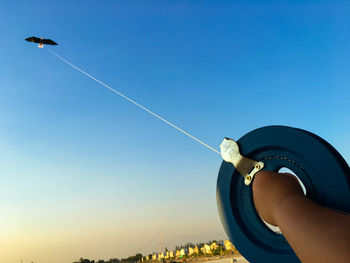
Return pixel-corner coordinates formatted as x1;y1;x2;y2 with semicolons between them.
46;48;220;155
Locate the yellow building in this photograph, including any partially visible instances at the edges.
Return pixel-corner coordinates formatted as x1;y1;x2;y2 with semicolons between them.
169;251;174;258
210;242;218;250
224;240;234;251
188;247;194;255
180;248;186;257
193;246;199;254
152;254;157;260
176;250;181;258
164;252;169;259
200;244;212;254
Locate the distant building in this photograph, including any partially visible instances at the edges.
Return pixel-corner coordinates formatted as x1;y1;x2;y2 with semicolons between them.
210;242;218;250
176;250;181;258
188;247;194;255
201;244;212;254
193;246;199;255
224;240;234;251
169;251;175;258
152;254;157;260
180;248;187;257
164;252;169;259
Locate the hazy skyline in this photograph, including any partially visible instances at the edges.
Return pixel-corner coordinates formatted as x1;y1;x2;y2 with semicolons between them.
1;1;350;262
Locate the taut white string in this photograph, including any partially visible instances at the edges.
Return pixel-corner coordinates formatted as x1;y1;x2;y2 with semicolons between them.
47;48;220;155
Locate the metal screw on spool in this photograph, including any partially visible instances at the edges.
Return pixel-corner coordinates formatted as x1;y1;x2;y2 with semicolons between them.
217;126;350;263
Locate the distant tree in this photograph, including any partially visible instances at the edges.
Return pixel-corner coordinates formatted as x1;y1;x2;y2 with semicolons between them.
185;243;195;248
121;253;143;263
212;247;221;256
136;253;143;261
196;243;204;248
109;259;120;263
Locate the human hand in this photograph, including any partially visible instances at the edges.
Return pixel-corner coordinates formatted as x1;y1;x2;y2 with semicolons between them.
252;171;304;226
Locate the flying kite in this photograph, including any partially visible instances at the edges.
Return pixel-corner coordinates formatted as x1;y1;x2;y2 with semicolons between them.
25;36;58;48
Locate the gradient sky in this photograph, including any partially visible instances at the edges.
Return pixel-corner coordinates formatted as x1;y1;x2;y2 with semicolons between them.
1;1;350;263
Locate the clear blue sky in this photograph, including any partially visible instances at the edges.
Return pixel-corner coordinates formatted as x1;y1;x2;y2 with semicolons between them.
0;1;349;262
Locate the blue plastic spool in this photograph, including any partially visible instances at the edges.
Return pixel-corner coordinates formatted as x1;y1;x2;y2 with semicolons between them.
216;126;350;263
